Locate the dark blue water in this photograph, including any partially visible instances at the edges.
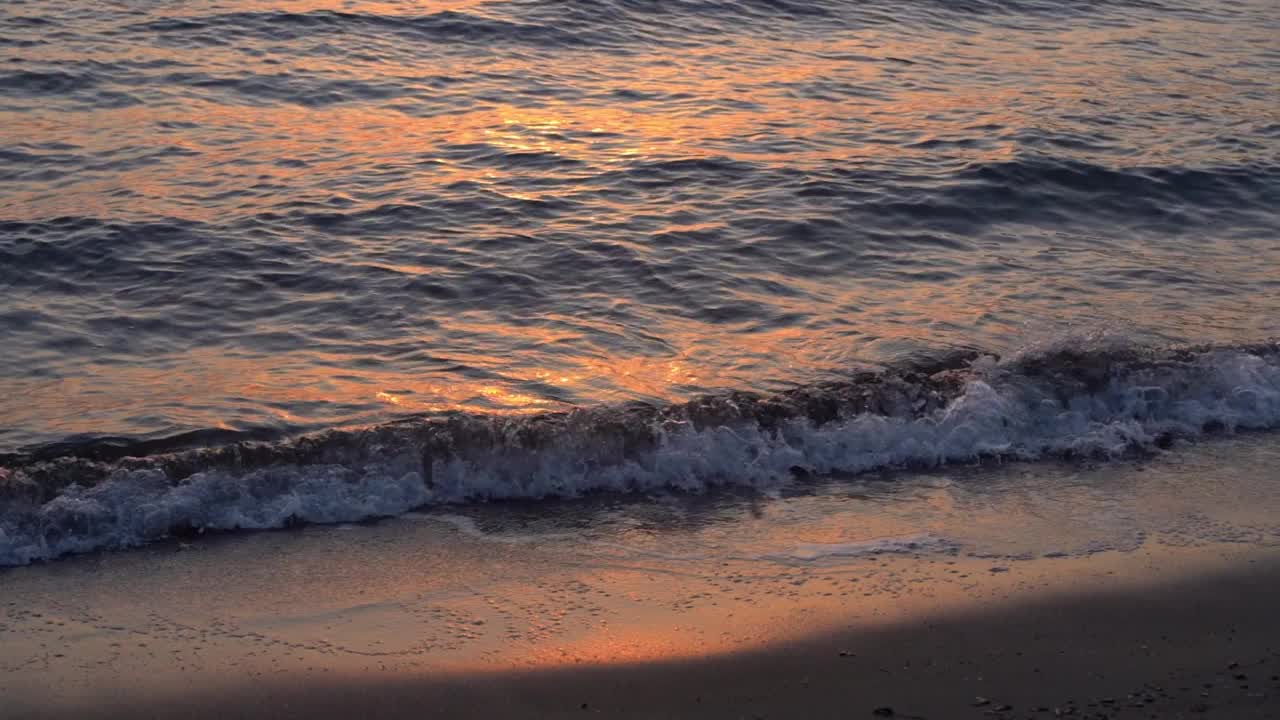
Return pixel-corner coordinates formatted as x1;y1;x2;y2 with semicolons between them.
1;0;1279;564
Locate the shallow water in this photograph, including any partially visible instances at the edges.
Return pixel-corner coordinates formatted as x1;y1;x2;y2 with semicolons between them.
2;0;1278;449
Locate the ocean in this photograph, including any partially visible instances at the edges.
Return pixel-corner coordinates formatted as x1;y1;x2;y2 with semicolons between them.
1;0;1278;566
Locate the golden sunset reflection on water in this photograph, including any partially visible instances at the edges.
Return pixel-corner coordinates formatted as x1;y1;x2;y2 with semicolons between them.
3;0;1277;448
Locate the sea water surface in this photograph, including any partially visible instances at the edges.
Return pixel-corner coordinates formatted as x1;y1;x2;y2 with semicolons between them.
1;0;1278;564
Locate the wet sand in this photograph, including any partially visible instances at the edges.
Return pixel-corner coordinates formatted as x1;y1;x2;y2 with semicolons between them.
6;544;1280;720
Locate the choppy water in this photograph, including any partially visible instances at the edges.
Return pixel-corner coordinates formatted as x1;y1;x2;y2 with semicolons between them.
1;0;1279;563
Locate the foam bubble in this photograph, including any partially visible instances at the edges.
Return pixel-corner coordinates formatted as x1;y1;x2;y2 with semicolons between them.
765;535;959;562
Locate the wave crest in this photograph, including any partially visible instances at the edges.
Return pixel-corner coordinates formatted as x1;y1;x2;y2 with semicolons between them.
1;340;1277;566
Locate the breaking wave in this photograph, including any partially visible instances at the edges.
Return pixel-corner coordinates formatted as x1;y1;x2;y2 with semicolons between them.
1;339;1278;566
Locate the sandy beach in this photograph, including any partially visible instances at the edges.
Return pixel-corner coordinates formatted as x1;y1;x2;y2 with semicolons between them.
6;544;1280;720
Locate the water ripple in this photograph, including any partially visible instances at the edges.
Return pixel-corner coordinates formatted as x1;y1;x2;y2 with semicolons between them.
0;0;1277;449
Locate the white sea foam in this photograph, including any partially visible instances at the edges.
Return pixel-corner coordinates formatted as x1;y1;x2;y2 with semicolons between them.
2;344;1278;566
0;466;430;566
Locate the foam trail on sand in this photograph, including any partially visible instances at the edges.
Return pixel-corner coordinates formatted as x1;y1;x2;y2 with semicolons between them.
766;535;960;562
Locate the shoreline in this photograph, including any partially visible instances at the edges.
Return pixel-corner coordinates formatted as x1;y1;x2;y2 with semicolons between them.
5;437;1280;719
